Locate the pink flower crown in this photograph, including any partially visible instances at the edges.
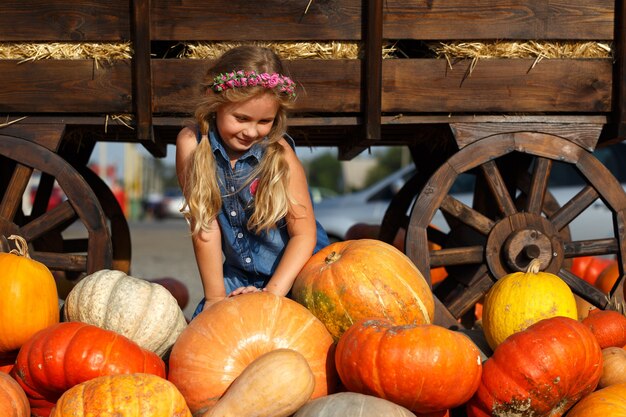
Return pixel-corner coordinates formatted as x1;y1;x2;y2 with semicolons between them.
210;70;297;98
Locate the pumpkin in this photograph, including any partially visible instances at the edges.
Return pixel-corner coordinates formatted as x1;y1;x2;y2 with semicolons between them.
293;392;417;417
0;235;59;353
168;292;338;416
0;371;29;417
335;318;482;415
50;373;191;417
596;259;619;294
481;258;577;349
582;309;626;349
149;277;189;309
64;269;187;356
10;322;165;417
205;349;314;417
565;382;626;417
570;256;614;286
598;347;626;389
292;239;434;340
466;316;602;417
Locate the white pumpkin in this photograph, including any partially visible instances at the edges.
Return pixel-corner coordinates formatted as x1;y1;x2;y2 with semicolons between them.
63;269;187;356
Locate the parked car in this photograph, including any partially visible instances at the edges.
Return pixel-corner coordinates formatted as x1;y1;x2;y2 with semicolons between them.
313;142;626;243
159;187;186;218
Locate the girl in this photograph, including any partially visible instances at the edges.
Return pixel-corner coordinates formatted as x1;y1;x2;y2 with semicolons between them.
176;46;329;317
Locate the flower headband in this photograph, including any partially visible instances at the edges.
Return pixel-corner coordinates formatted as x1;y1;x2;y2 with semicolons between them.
210;70;297;98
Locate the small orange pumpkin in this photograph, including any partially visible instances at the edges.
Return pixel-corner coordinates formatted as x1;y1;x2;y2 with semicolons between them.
596;260;619;294
0;235;59;353
582;309;626;349
0;371;29;417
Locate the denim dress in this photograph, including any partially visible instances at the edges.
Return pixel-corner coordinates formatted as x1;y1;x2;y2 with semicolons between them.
191;129;329;317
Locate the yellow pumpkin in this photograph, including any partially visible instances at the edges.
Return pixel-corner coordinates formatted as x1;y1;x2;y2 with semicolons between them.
482;259;577;350
0;235;59;353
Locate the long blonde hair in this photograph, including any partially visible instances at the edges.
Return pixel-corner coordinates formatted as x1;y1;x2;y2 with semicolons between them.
183;46;296;237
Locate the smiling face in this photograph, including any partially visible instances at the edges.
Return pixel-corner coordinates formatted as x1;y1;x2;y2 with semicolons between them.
215;93;280;164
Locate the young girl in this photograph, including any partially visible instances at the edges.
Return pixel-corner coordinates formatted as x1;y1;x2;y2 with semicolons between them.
176;46;329;317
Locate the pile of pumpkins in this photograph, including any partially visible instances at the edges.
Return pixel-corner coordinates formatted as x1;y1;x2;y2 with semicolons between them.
2;233;626;417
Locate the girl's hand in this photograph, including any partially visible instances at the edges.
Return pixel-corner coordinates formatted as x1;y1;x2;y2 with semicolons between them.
228;286;261;297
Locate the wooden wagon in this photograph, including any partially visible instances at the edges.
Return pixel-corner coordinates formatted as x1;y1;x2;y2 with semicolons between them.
1;0;625;328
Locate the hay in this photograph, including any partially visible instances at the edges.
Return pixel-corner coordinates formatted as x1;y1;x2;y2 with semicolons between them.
180;41;397;60
0;42;133;67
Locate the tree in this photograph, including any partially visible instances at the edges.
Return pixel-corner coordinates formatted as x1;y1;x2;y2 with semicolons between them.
363;147;405;187
306;152;343;193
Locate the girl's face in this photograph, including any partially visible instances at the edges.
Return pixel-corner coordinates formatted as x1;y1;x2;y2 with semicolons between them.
216;93;280;162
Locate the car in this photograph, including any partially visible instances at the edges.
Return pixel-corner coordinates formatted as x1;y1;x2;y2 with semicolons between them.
313;142;626;244
159;187;186;218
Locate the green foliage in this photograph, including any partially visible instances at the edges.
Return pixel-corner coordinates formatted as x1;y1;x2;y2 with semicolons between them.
306;152;343;193
363;147;405;187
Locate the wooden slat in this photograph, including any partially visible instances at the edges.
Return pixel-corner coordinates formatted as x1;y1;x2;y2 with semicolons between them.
383;0;614;40
131;0;154;144
0;60;132;113
0;1;130;41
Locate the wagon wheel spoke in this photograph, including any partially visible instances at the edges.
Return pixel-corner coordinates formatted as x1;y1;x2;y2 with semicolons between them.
19;200;78;241
0;164;32;220
563;238;619;258
549;185;599;232
430;245;485;267
526;157;553;214
480;160;518;217
558;268;609;309
440;195;495;236
30;250;88;272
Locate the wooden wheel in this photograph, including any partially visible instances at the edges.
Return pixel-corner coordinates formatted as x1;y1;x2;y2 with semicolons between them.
0;134;112;275
405;131;626;327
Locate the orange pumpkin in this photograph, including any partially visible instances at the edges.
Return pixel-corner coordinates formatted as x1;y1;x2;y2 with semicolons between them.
0;371;29;417
596;260;620;294
167;292;338;416
0;235;59;353
50;374;191;417
335;318;482;415
292;239;434;340
582;309;626;349
566;382;626;417
570;256;614;286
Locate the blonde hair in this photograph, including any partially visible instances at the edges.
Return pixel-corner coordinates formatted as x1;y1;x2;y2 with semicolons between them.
183;46;296;237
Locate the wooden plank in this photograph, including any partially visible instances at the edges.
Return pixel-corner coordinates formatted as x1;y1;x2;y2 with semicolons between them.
0;1;130;41
384;0;614;40
0;60;132;113
131;0;154;143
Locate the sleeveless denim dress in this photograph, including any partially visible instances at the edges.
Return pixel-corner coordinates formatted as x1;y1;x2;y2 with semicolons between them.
191;128;330;317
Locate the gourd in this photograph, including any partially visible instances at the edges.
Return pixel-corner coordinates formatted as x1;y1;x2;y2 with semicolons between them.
0;235;59;353
581;309;626;349
565;382;626;417
481;258;577;349
596;259;619;294
292;239;434;340
467;316;602;417
0;371;29;417
293;392;417;417
149;277;189;309
204;349;314;417
64;269;187;356
50;373;191;417
598;347;626;389
168;292;338;416
335;318;482;415
570;256;614;286
10;322;165;417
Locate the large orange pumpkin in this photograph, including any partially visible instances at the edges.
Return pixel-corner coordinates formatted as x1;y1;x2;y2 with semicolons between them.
11;322;165;417
467;316;602;417
50;374;191;417
335;318;482;415
0;235;59;353
566;382;626;417
167;292;338;416
0;371;29;417
292;239;434;340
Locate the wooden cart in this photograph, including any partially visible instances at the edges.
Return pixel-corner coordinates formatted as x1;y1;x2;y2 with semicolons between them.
1;0;625;328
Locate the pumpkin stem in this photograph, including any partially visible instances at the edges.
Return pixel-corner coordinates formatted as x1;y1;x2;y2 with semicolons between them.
8;235;30;259
325;251;341;264
525;258;542;275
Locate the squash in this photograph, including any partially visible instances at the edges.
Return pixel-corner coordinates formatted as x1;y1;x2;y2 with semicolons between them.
168;292;338;416
481;258;577;350
10;322;165;417
0;371;29;417
565;382;626;417
466;316;602;417
50;373;191;417
0;235;59;353
335;318;482;415
205;349;314;417
64;269;187;356
596;259;619;294
293;392;417;417
598;347;626;389
149;277;189;309
292;239;434;340
570;256;614;286
581;309;626;349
